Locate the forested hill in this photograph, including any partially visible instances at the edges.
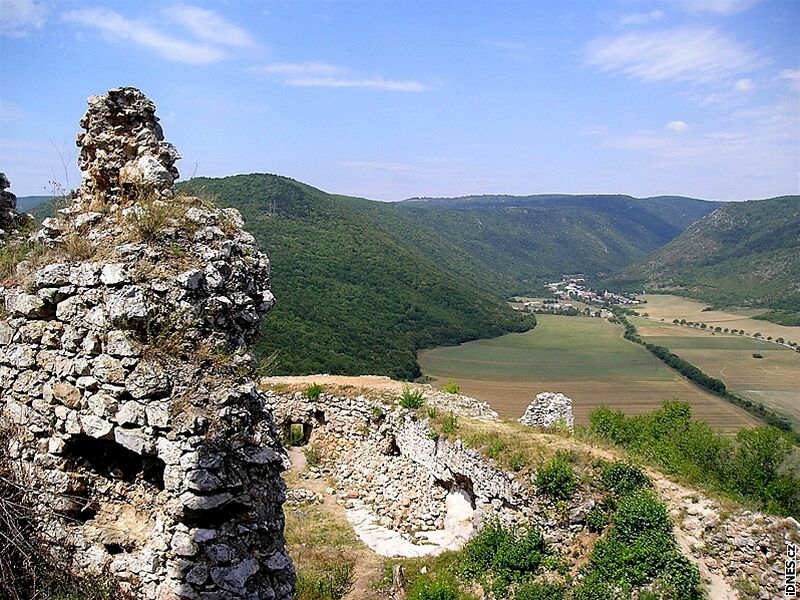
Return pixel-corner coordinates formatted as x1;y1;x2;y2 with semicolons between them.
178;174;533;379
603;195;800;314
396;194;718;292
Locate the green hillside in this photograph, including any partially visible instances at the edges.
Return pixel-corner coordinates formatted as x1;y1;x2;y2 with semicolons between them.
178;174;533;379
395;194;718;292
604;196;800;318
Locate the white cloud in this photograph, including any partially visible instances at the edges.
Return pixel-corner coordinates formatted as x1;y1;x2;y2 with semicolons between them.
585;28;763;85
252;62;428;92
666;120;689;132
779;69;800;92
163;5;256;48
669;0;761;16
284;77;427;92
0;0;48;37
62;7;225;64
619;10;665;26
734;78;754;91
250;62;342;76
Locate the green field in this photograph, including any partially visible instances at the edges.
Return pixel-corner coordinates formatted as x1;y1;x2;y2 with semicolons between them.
419;315;756;430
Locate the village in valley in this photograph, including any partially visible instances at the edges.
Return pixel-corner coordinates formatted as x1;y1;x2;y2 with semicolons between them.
511;276;641;319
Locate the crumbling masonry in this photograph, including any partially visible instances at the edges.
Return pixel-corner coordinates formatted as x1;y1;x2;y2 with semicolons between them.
0;88;294;599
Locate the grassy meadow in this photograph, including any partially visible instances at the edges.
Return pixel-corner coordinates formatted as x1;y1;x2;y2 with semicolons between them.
634;317;800;428
418;314;756;431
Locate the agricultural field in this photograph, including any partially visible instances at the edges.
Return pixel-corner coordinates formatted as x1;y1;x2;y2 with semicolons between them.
639;294;800;345
418;315;756;431
633;318;800;428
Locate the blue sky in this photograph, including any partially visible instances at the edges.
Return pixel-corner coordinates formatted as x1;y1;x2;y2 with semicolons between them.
1;0;798;200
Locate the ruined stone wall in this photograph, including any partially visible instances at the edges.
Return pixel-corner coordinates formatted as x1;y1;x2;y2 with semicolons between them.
518;392;574;431
0;88;293;599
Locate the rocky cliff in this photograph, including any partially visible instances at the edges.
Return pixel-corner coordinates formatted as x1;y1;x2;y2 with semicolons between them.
0;88;294;599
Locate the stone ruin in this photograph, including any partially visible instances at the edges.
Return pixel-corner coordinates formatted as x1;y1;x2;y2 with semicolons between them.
0;88;294;599
0;173;31;237
518;392;574;431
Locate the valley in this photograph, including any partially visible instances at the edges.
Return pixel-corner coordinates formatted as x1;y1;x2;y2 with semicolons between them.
418;314;756;431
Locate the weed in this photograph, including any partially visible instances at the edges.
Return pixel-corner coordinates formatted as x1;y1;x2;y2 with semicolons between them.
440;380;460;394
305;383;324;400
304;445;321;468
441;413;459;435
400;386;425;410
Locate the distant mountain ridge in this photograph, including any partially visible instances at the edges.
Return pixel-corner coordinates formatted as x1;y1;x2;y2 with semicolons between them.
394;193;719;292
603;195;800;312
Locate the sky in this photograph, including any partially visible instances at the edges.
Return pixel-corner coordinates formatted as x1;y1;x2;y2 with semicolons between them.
0;0;798;201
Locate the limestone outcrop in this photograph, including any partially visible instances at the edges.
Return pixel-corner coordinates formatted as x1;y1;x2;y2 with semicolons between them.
519;392;574;431
0;88;293;599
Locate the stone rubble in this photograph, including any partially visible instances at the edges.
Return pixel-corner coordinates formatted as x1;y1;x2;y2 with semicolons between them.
0;88;293;599
518;391;574;431
264;389;587;557
666;491;800;600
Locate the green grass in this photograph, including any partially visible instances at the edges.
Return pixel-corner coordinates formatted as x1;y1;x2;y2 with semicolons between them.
419;315;673;381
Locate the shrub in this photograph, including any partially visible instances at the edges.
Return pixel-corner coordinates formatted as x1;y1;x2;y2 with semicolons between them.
440;380;460;394
577;491;702;599
400;386;425;409
600;461;650;497
441;413;459;434
513;580;567;600
461;520;547;592
535;452;576;500
586;505;610;533
295;561;355;600
589;400;800;516
406;572;468;600
612;490;672;543
752;353;764;359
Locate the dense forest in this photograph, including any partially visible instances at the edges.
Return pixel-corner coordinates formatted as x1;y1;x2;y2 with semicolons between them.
178;174;533;379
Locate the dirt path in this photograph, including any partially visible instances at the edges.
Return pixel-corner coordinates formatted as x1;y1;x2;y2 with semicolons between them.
286;448;386;599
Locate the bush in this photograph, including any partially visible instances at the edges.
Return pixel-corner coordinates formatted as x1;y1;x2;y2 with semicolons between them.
752;353;764;359
535;452;576;500
577;491;702;599
612;491;672;543
407;572;466;600
586;505;610;533
304;383;324;400
588;400;800;516
513;580;567;600
400;386;425;409
600;461;650;497
440;380;460;394
461;520;547;592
